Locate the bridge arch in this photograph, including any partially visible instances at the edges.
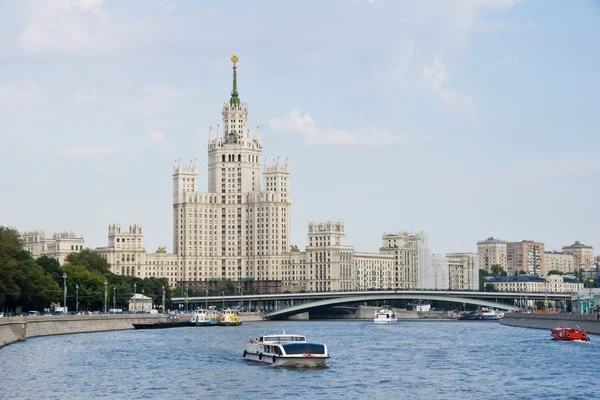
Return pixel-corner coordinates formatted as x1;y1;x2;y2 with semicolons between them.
265;294;517;320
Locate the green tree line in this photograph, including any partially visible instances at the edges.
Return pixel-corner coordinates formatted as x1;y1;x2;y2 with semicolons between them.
1;227;170;312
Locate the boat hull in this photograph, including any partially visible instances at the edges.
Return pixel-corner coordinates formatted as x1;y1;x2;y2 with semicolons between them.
551;326;590;341
374;318;398;324
189;321;217;327
243;351;328;367
218;321;242;326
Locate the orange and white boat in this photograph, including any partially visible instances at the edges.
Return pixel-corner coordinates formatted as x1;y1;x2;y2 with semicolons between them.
551;326;590;341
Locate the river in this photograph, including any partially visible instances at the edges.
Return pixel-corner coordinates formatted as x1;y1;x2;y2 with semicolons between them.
0;320;597;399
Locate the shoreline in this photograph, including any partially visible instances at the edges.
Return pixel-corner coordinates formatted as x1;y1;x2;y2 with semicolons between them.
501;313;600;334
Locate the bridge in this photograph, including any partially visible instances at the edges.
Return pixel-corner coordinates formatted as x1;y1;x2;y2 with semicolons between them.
171;289;572;318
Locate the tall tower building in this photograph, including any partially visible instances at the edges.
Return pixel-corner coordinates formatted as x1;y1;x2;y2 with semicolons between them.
171;54;291;287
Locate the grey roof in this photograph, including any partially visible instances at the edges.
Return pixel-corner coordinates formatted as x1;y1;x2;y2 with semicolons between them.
563;241;593;249
477;237;507;245
486;275;547;283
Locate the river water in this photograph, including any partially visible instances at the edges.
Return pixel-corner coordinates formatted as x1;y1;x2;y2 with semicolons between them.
0;320;598;399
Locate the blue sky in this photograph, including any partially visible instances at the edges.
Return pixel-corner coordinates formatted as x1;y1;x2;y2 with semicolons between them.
1;0;599;256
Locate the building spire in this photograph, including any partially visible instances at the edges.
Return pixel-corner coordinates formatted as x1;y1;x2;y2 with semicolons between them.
230;54;240;107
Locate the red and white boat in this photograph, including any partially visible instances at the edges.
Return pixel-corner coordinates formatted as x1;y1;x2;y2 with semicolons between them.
551;326;590;341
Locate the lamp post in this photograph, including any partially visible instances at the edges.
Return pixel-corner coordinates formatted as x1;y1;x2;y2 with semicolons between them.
162;285;165;314
133;282;137;295
63;273;67;313
113;286;116;310
222;291;225;309
205;288;208;310
104;280;108;314
75;284;79;313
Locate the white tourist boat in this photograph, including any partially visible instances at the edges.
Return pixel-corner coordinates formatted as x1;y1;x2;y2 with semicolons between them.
243;331;330;367
374;307;397;324
189;307;218;326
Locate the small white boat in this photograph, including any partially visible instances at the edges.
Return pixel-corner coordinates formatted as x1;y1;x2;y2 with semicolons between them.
243;331;330;367
189;308;217;326
374;307;397;324
480;307;504;320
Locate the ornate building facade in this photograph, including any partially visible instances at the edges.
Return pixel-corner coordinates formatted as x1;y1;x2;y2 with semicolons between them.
97;56;437;292
22;230;85;265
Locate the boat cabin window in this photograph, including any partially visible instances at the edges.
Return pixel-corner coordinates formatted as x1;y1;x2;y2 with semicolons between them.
263;336;306;343
282;343;325;355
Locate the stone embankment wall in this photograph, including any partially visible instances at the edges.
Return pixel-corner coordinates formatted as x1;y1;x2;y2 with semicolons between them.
501;313;600;334
0;314;163;349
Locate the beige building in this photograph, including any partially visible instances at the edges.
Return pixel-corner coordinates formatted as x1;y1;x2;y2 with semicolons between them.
542;251;575;275
380;231;430;289
562;241;594;271
506;240;544;275
354;252;395;291
22;230;85;265
305;221;354;292
96;224;181;286
477;237;507;272
446;253;479;291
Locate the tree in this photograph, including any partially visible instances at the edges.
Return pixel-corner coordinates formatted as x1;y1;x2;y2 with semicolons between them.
64;249;110;275
479;269;490;291
484;283;498;292
490;265;507;277
62;264;105;311
36;255;63;284
0;227;61;311
547;270;564;276
515;270;527;276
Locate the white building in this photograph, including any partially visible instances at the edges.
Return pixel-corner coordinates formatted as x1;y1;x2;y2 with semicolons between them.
446;253;479;291
380;231;430;289
22;230;85;265
427;254;450;290
486;275;583;294
128;294;153;313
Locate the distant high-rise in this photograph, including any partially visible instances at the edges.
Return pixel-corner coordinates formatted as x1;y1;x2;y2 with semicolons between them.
562;241;594;272
506;240;544;275
477;237;507;272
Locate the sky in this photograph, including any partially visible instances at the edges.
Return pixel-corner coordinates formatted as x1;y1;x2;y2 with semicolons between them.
1;0;599;256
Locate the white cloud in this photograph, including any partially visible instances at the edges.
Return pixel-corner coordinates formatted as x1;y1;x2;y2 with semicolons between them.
62;146;120;156
269;107;427;147
19;1;103;53
149;130;165;142
14;0;159;55
422;57;478;120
